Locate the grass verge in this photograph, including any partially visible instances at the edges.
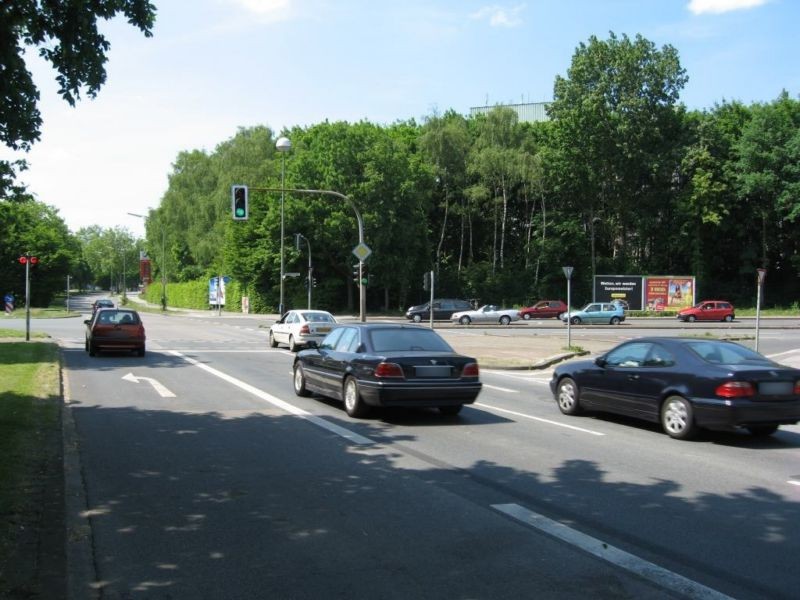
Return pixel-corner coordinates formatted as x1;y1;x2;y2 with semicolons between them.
0;339;63;598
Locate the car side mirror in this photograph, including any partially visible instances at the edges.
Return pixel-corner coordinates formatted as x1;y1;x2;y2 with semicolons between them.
84;319;91;325
594;356;607;368
306;340;318;349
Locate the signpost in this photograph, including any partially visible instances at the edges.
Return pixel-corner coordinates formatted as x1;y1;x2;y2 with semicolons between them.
563;266;574;350
755;268;767;352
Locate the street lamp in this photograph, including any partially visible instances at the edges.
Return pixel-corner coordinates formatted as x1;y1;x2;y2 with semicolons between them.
295;233;312;309
128;212;167;310
276;136;292;315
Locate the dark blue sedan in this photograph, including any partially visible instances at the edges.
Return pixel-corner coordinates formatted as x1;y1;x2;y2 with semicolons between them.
550;337;800;439
293;324;482;418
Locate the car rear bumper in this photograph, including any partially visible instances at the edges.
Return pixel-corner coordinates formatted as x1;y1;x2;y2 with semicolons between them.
357;380;482;407
90;336;145;350
692;397;800;429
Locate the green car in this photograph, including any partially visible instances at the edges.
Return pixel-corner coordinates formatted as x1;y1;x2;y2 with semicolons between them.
561;302;626;325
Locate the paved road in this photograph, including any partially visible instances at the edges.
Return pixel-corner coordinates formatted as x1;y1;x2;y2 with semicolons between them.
7;297;800;599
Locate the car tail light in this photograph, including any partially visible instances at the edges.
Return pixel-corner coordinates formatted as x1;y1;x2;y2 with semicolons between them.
299;324;310;334
794;381;800;395
462;362;479;377
374;362;404;378
715;381;755;398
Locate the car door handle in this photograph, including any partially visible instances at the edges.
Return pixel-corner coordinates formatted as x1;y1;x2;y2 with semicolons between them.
627;374;640;380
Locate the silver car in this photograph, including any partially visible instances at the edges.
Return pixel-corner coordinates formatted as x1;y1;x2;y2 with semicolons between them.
269;310;337;351
451;305;520;325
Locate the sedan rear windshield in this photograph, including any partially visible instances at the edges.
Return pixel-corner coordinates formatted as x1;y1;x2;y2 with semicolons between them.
369;328;454;353
97;311;140;325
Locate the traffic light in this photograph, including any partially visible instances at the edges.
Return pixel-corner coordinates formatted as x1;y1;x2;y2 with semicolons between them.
360;265;369;286
423;271;430;291
352;264;360;284
231;185;248;220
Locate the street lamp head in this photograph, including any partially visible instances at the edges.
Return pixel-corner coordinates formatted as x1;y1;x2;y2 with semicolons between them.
276;136;292;152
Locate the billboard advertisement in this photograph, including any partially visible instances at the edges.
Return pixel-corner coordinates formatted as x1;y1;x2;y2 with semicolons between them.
644;276;694;310
593;276;644;310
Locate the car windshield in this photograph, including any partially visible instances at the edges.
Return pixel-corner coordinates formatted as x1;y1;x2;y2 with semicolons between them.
301;312;335;323
97;310;140;325
369;328;454;352
686;340;774;366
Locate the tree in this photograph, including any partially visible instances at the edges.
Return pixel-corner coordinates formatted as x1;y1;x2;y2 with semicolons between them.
0;0;156;195
549;32;688;279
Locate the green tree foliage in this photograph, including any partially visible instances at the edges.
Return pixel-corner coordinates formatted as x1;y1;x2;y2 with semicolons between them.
0;199;78;305
0;0;156;196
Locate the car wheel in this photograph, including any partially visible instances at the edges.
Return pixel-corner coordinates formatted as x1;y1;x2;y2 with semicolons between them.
499;315;511;325
293;363;311;397
724;314;733;322
288;335;298;352
610;316;621;325
522;313;531;320
268;331;278;348
556;377;582;415
570;316;582;325
439;405;463;416
687;315;697;323
661;396;698;440
459;316;471;325
88;343;97;357
412;314;422;323
746;424;778;437
343;377;370;418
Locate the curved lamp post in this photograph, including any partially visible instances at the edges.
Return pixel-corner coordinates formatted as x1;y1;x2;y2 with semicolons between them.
276;136;292;315
128;212;167;310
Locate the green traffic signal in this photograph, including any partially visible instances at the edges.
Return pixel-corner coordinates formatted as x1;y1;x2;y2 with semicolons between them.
232;185;248;220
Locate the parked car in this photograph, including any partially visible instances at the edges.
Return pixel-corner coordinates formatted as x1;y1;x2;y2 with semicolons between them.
451;305;520;325
91;298;114;314
84;308;146;356
269;310;337;351
550;337;800;439
677;300;735;323
560;302;625;325
293;324;482;417
519;300;568;320
405;298;474;322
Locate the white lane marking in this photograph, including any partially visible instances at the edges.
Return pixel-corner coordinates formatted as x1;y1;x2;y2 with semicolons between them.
121;373;176;398
492;503;734;600
766;349;800;359
483;384;518;393
169;351;375;446
476;402;605;436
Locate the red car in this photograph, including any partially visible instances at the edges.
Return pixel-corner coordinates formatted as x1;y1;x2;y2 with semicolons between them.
85;308;146;356
519;300;568;320
677;300;735;323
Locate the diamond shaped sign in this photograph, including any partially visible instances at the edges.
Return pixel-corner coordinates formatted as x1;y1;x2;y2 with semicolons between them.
352;242;372;261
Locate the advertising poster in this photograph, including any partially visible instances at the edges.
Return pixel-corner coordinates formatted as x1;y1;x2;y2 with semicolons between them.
209;276;227;306
644;276;694;309
593;275;643;310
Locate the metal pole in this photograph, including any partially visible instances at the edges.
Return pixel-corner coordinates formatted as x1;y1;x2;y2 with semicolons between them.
429;270;434;329
66;275;70;312
279;153;286;315
161;227;167;310
306;238;312;310
25;253;30;342
566;277;572;349
755;269;766;352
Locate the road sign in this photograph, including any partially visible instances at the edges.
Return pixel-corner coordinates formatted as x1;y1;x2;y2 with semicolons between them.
352;242;372;261
284;272;301;278
562;266;574;279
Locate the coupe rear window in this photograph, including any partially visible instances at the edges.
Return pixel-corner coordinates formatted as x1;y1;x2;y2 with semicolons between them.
369;328;454;353
686;341;773;366
97;311;140;325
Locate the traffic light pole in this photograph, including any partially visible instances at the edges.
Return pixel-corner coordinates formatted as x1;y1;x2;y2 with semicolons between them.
24;252;31;341
249;187;367;322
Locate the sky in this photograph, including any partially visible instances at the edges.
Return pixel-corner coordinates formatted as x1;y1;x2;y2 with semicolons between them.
2;0;798;238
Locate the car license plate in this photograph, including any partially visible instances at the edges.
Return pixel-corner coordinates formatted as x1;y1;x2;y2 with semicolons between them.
758;381;793;395
316;327;331;333
415;365;452;377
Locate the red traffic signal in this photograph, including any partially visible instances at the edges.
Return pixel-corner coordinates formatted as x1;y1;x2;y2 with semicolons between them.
19;256;27;264
18;255;39;265
30;256;38;265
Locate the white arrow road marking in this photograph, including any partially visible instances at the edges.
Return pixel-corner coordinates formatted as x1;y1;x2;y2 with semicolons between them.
122;373;176;398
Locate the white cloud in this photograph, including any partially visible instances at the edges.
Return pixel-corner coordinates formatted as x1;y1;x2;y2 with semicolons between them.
688;0;769;15
470;4;526;28
226;0;293;22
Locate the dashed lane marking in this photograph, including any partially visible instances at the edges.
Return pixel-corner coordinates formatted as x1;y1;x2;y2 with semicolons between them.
475;403;605;436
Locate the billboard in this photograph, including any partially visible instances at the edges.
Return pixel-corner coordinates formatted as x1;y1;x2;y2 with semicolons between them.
644;276;694;310
593;276;644;310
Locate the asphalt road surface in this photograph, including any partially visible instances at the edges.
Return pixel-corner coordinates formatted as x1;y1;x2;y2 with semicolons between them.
9;297;800;599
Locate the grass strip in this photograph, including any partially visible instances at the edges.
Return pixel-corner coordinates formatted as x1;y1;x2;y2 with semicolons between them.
0;341;62;597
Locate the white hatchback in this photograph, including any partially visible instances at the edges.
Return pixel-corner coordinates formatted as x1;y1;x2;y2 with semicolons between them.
269;310;337;351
